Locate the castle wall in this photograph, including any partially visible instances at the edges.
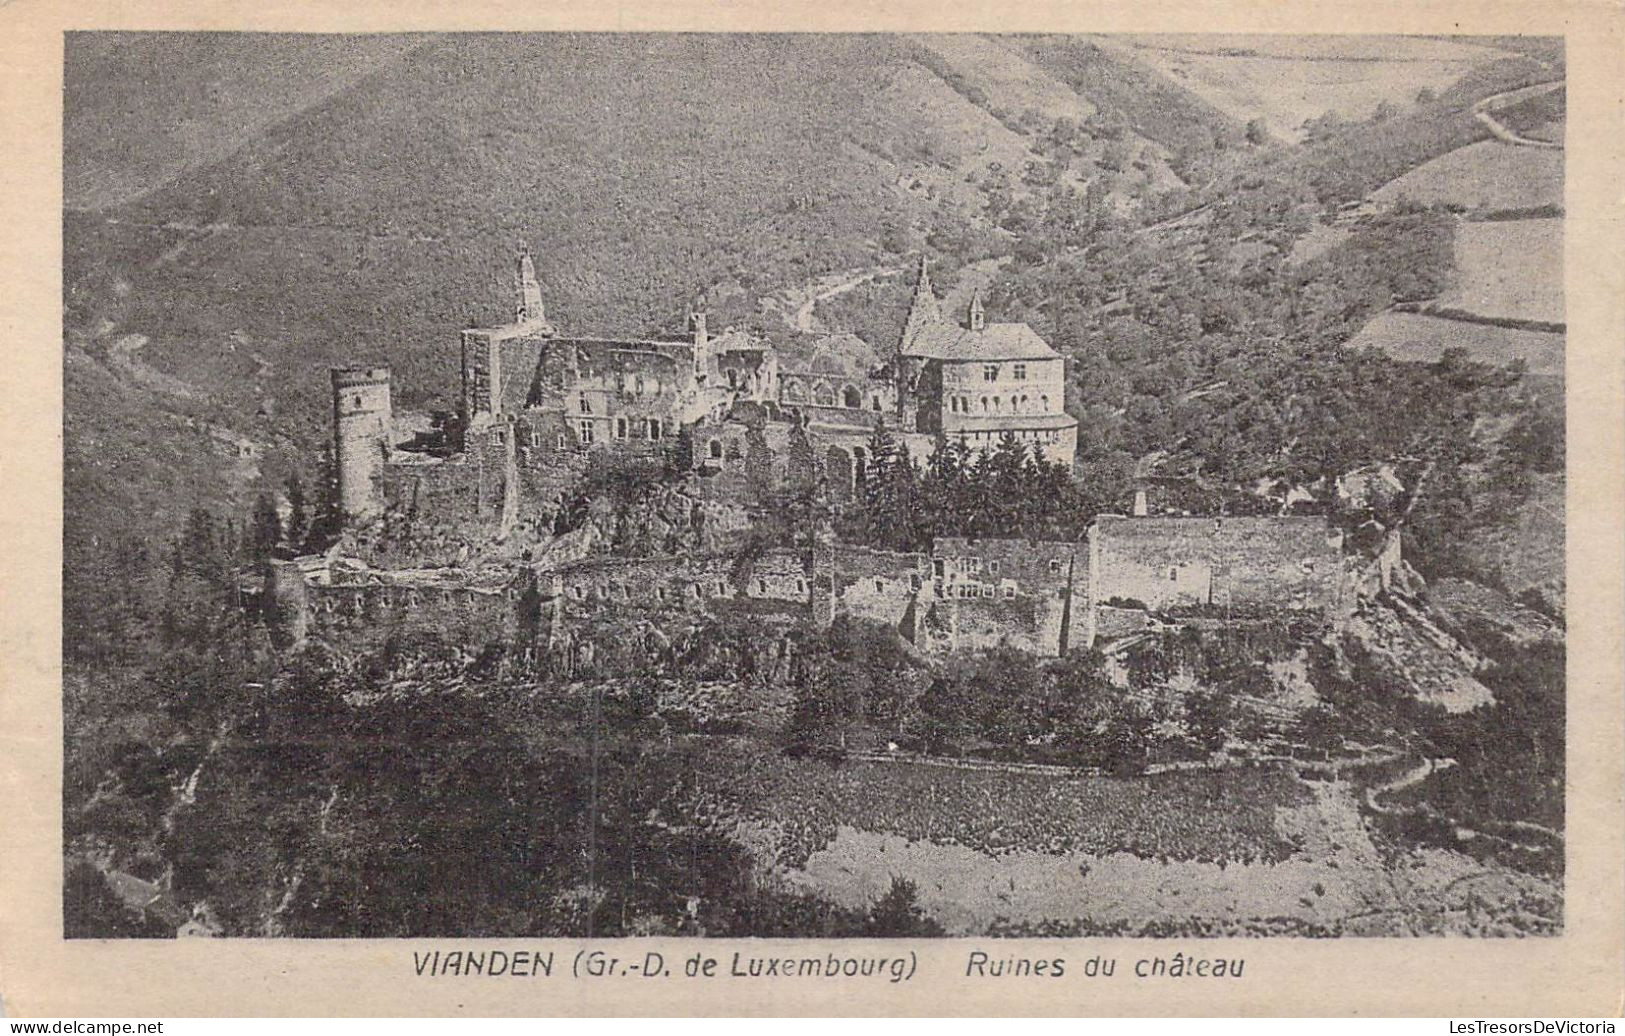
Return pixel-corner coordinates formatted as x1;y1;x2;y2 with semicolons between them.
547;551;816;654
460;330;500;425
263;558;310;648
826;545;930;637
925;538;1088;655
303;579;525;653
1087;515;1345;617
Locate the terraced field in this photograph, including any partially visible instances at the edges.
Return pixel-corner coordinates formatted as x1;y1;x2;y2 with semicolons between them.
1345;311;1563;377
1369;140;1563;211
1102;34;1514;141
734;763;1560;936
1437;218;1564;325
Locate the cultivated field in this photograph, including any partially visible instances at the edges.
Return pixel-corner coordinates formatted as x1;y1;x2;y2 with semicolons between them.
1369;140;1563;211
696;746;1306;869
758;769;1558;936
1346;311;1563;377
1436;218;1564;325
1101;34;1513;141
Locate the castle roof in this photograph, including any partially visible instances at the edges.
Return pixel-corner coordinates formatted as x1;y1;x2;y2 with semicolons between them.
896;257;1059;362
901;320;1059;362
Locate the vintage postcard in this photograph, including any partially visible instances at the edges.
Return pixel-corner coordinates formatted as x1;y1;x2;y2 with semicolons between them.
1;0;1621;1018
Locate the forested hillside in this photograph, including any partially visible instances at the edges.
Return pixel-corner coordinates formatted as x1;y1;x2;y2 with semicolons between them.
62;33;1569;940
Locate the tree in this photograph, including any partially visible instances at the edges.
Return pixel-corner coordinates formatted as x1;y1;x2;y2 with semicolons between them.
248;492;281;562
285;472;309;548
864;876;942;936
1245;118;1270;146
1185;687;1233;755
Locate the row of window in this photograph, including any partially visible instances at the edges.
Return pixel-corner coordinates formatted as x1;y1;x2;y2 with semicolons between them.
568;575;808;602
936;581;1019;600
614;374;663;397
933;557;1067;578
982;363;1028;382
494;416;665;451
948;393;1050;415
953;429;1065;445
781;380;883;410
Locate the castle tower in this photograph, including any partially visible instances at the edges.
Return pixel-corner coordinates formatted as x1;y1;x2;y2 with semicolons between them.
898;255;942;355
331;366;392;523
895;256;943;429
515;246;555;334
690;308;709;379
967;291;986;331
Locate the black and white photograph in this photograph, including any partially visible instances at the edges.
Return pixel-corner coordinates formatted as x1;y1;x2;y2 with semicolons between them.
60;30;1568;941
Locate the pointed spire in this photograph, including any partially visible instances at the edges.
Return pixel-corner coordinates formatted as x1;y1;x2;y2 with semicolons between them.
898;254;942;355
968;290;986;332
515;244;552;332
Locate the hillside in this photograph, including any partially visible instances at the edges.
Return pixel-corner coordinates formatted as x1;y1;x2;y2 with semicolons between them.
64;33;428;212
63;32;1567;636
64;32;1253;494
1098;34;1519;142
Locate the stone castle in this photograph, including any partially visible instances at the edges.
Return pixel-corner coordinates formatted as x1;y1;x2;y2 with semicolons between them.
274;250;1361;660
331;251;1075;533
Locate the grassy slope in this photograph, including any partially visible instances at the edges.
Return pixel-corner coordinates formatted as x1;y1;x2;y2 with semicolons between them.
1102;34;1516;141
70;35;1020;433
64;33;428;212
1370;140;1563;210
1438;219;1564;325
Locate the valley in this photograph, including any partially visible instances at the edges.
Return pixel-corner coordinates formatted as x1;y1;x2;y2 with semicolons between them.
61;33;1567;940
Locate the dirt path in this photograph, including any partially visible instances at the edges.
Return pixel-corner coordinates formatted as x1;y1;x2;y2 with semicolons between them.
106;333;200;398
1473;81;1564;150
1365;756;1455;814
789;267;897;332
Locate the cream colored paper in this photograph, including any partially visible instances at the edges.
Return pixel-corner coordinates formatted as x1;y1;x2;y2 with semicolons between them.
2;0;1621;1017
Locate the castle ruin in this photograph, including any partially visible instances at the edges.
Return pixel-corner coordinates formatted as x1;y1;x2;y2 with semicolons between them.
267;249;1363;660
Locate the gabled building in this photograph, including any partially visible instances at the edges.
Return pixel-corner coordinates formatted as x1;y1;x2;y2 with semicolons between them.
895;257;1078;466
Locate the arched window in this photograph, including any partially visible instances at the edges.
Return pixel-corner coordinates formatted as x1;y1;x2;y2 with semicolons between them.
782;379;805;403
1040;395;1049;412
814;383;836;406
1010;394;1019;411
842;385;861;409
872;395;882;410
980;396;990;412
1020;394;1029;411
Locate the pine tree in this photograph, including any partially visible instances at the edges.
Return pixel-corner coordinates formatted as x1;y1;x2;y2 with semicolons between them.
285;472;309;548
249;493;281;563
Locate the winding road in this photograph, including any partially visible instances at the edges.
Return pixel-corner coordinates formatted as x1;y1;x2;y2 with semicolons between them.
1472;80;1564;150
790;267;897;332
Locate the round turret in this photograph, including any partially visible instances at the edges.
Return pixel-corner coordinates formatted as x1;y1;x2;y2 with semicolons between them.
331;366;392;522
